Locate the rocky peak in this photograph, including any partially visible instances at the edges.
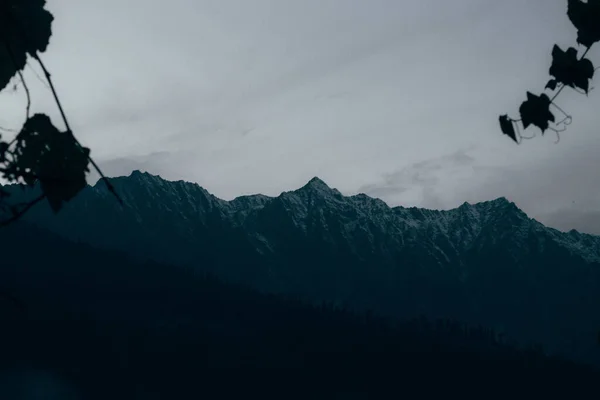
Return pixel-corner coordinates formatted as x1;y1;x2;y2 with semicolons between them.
295;177;342;198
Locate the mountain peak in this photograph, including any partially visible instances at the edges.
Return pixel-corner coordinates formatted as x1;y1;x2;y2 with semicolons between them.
290;176;341;200
491;196;510;204
129;170;159;180
490;197;523;211
305;176;330;189
472;196;518;209
93;169;160;189
296;176;337;194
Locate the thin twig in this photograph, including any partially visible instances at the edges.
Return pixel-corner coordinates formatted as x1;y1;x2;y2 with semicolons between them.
2;41;31;145
16;69;30;121
0;124;18;134
32;54;123;206
0;193;46;227
550;102;571;121
26;59;51;90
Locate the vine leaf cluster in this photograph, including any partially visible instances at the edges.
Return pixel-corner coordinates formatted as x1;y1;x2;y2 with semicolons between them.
499;0;599;144
0;0;53;91
5;114;90;212
0;0;121;227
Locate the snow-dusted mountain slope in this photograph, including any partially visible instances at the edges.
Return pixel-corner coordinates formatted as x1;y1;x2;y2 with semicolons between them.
4;170;600;365
42;170;599;263
5;169;600;278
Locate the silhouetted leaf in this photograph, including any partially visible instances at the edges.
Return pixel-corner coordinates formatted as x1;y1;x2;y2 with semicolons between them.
498;115;518;143
545;79;558;91
519;92;555;133
0;141;8;162
8;113;90;212
567;0;600;47
0;0;54;91
549;45;595;93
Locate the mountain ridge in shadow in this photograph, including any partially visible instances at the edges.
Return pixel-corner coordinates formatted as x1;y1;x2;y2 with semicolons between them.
2;170;600;366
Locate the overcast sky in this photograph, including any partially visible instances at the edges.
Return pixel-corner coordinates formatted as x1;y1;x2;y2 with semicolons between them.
1;0;599;233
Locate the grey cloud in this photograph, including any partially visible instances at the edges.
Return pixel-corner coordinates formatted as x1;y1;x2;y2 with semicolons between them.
535;208;600;235
96;138;600;236
460;140;600;217
2;0;596;236
92;150;268;199
357;137;600;236
89;152;179;185
358;148;477;209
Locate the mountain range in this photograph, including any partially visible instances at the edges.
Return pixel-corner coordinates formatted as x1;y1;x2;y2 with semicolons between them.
3;170;600;365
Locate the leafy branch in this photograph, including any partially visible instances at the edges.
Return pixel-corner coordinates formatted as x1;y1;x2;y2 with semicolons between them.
0;193;45;227
499;0;599;144
0;0;122;227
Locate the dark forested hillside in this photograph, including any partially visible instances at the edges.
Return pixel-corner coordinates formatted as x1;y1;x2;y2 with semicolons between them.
0;221;598;398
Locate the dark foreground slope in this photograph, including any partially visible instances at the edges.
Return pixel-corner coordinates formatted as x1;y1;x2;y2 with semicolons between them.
0;222;598;399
